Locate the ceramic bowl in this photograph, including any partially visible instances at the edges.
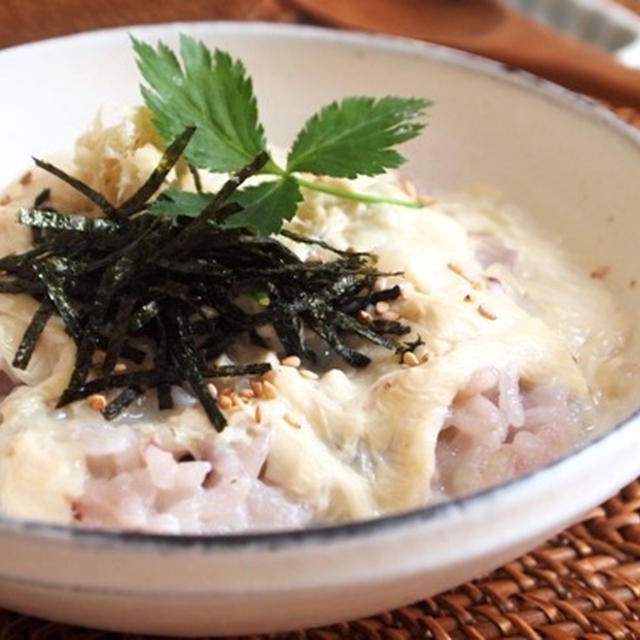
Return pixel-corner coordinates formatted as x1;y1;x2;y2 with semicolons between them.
1;22;640;637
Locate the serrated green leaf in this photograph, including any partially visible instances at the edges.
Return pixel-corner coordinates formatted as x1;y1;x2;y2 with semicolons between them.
286;96;431;178
132;34;267;172
223;178;302;235
148;189;213;217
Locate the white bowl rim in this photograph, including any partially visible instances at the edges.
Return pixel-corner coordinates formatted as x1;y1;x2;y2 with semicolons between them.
1;20;639;553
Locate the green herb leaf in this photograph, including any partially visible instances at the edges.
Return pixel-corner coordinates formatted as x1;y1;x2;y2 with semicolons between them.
149;189;213;217
286;96;431;178
132;34;267;172
223;177;303;235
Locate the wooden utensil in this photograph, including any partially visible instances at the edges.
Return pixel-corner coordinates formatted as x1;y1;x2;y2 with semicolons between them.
288;0;640;107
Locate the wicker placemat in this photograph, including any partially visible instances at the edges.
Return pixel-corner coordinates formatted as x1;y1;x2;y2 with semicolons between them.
2;3;640;639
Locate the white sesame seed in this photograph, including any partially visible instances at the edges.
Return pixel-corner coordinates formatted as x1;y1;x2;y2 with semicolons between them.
239;388;255;400
381;311;400;322
375;301;390;314
300;369;319;381
373;278;388;292
284;413;302;429
281;355;301;368
114;362;127;373
207;383;218;399
358;310;373;323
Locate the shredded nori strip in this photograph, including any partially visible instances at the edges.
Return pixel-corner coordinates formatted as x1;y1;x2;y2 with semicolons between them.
3;132;414;429
117;127;195;217
101;386;142;420
32;157;119;220
12;301;54;369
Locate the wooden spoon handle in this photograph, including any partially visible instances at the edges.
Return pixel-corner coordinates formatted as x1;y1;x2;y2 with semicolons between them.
288;0;640;107
454;6;640;107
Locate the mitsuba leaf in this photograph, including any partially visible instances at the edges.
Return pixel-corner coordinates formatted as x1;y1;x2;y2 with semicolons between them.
286;96;431;177
132;34;267;172
149;189;213;217
223;177;303;235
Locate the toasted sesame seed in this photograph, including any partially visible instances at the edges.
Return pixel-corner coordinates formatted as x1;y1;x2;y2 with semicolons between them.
231;393;243;407
262;381;278;400
284;413;302;429
207;383;218;399
357;310;373;323
447;262;469;280
300;368;319;381
19;171;32;187
381;311;400;322
255;405;263;424
0;195;11;206
402;179;417;199
375;301;390;314
113;362;127;373
250;380;264;397
239;388;255;400
281;355;301;368
402;351;420;367
418;194;435;206
448;264;484;290
420;353;430;363
221;387;234;396
478;305;497;320
218;395;233;410
590;265;610;279
87;394;107;411
262;370;277;383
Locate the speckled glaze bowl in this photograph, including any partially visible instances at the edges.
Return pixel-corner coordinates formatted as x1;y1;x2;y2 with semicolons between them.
0;22;640;637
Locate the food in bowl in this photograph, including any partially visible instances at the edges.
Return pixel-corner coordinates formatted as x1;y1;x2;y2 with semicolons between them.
0;35;634;534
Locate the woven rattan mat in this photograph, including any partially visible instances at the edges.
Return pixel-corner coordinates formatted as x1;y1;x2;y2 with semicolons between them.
2;2;640;638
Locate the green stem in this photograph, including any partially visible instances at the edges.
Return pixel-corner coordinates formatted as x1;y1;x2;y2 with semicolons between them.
294;176;423;209
260;158;423;209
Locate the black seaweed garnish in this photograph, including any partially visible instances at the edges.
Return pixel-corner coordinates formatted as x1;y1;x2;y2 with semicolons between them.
1;130;411;430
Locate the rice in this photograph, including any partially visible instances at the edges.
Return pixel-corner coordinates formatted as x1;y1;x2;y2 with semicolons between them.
0;109;633;533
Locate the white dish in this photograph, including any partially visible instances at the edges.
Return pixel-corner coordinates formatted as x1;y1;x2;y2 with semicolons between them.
505;0;640;66
0;21;640;637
